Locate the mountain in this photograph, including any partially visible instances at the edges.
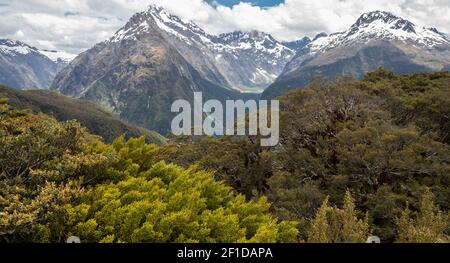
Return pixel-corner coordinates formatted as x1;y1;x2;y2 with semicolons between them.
282;37;311;52
263;11;450;99
116;6;296;93
210;30;296;92
0;39;75;90
51;5;300;133
39;49;76;65
0;84;166;144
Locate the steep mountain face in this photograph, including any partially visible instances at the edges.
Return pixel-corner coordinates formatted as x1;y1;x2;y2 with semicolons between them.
282;37;311;52
51;6;298;133
0;39;74;89
263;11;450;99
108;6;296;93
210;30;296;92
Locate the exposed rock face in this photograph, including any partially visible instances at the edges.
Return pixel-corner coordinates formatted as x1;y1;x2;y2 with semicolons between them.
51;6;299;133
263;11;450;99
0;39;74;89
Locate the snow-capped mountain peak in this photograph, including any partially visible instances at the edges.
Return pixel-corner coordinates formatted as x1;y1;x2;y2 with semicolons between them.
0;39;76;89
39;49;77;63
107;5;301;93
305;11;449;55
0;39;37;56
263;10;450;99
110;5;211;44
213;30;293;57
282;37;312;52
0;39;76;64
352;11;416;33
110;5;294;55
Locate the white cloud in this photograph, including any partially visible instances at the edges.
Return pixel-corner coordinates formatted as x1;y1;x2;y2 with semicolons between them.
0;0;449;55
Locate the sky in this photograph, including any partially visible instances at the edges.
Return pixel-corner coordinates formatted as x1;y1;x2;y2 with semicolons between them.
0;0;449;55
206;0;284;7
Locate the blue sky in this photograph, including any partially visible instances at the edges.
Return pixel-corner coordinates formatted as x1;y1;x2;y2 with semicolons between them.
206;0;284;8
1;0;449;55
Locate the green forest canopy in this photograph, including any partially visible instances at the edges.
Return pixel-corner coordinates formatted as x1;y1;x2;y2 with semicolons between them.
0;69;449;243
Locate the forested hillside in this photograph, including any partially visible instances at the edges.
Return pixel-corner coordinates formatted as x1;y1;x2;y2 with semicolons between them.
0;85;166;144
1;70;449;243
0;98;297;243
157;70;450;242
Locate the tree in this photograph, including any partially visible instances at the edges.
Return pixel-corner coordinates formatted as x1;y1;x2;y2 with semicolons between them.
365;70;450;144
307;197;331;243
1;101;299;243
308;191;370;243
0;101;114;242
269;76;449;241
65;160;298;243
158;136;274;199
396;188;449;243
153;73;449;242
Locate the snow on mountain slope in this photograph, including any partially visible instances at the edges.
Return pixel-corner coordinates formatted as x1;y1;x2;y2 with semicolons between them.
0;39;37;56
39;49;77;64
0;39;76;64
0;39;73;89
305;11;449;56
108;5;297;92
263;11;450;99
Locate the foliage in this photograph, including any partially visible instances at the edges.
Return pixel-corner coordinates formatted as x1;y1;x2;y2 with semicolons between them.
156;71;450;242
308;191;370;243
364;70;450;144
1;70;449;243
0;101;297;243
396;188;449;243
0;85;166;144
65;160;298;243
0;100;114;242
157;136;272;199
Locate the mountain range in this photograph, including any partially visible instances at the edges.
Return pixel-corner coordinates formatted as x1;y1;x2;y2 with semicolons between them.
51;5;307;133
1;7;449;134
262;11;450;98
0;39;75;89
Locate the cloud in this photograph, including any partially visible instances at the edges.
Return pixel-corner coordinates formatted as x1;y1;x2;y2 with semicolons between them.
0;0;449;55
154;0;450;40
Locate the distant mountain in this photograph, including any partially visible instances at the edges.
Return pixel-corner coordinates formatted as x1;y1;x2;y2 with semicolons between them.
51;5;302;133
263;11;450;99
0;39;75;90
210;30;296;92
282;37;311;52
0;85;166;144
39;49;76;65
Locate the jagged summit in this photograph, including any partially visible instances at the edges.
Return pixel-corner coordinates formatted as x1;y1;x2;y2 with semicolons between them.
0;39;37;56
352;11;416;33
282;37;311;52
312;32;328;41
110;6;294;56
304;10;449;55
106;5;298;93
218;30;275;41
110;5;211;44
0;39;76;63
263;10;450;99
